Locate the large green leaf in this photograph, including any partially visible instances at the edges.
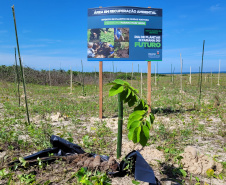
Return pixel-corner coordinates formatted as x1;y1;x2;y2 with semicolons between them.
146;120;151;130
128;95;137;107
107;82;117;86
128;114;143;123
120;88;128;101
142;125;150;138
129;121;141;129
132;126;141;143
134;100;145;111
150;113;155;124
126;88;131;99
129;110;146;120
140;131;148;147
109;84;124;96
124;93;132;103
128;115;143;129
128;127;136;140
113;79;125;85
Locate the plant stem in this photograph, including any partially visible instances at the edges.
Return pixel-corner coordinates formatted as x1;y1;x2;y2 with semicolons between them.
12;5;30;124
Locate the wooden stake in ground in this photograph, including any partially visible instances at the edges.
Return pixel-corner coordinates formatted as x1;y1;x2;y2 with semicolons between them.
211;69;212;88
14;47;20;107
12;5;30;124
94;67;97;94
49;64;51;86
99;61;103;119
190;66;191;84
217;60;221;86
81;60;85;96
171;64;173;83
173;67;175;84
70;66;72;94
198;66;200;88
147;61;151;113
155;64;157;86
180;53;183;93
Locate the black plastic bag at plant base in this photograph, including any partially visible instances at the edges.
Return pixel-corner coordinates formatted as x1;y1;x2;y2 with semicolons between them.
10;135;160;185
111;150;161;185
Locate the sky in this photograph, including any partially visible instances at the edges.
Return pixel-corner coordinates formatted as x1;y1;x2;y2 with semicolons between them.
0;0;225;73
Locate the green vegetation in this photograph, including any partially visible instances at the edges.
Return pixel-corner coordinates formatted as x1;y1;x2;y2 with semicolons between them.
109;79;155;147
0;66;225;184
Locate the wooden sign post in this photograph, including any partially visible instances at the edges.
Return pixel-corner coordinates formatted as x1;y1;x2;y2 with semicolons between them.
99;61;103;119
147;61;151;113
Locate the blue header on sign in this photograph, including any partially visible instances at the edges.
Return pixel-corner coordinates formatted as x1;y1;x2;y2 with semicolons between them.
87;6;162;61
88;6;162;17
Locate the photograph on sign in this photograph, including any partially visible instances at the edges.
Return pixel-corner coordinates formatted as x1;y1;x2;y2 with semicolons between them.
87;6;162;61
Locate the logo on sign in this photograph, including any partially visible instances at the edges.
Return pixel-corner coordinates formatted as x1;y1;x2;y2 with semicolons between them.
157;51;159;55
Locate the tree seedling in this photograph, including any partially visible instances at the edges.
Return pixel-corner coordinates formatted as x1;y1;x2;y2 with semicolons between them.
109;79;155;147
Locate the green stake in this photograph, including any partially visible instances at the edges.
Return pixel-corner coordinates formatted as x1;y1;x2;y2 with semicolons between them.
199;40;205;104
12;5;30;124
117;93;123;159
14;47;20;107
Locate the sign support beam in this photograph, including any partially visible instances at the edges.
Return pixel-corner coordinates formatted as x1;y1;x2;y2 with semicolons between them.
99;61;103;119
147;61;151;113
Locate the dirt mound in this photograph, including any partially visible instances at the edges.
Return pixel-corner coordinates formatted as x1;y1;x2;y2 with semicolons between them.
180;146;223;175
66;153;118;172
121;141;165;166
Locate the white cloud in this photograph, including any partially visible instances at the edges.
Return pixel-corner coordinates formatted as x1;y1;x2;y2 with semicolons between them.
209;4;222;12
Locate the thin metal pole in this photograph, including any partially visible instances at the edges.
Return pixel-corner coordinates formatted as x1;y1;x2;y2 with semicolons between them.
12;5;30;124
99;61;103;119
117;93;123;159
147;61;151;113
